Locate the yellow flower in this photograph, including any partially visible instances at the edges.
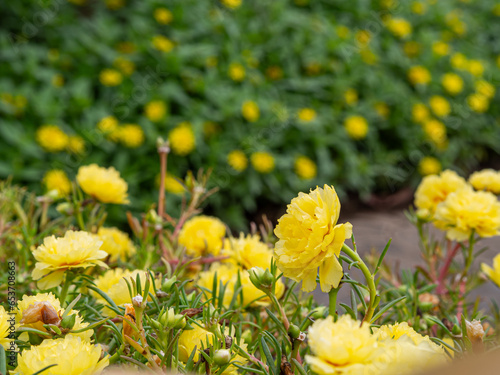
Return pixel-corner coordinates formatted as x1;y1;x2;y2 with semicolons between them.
467;60;484;77
355;30;371;45
386;17;412;38
441;73;463;95
414;170;468;217
241;100;260;122
15;335;109;375
227;150;248;172
411;1;426;14
105;0;124;10
374;102;389;119
295;156;317;180
113;57;135;76
429;95;450;117
222;233;274;270
251;151;275;173
482;254;500;288
450;53;468;69
265;66;284;80
336;25;350;39
432;41;450;56
418;157;441;176
178;216;226;257
228;63;246;81
360;49;378;65
274;185;352;292
412;103;429;123
97;227;136;262
467;93;489;113
475;80;495;99
162;174;185;194
51;74;64;87
434;187;500;241
43;170;71;197
344;115;368;140
152;35;174;52
221;0;242;9
99;69;122;86
408;66;431;85
403;41;421;58
178;324;216;363
154;8;173;24
469;169;500;194
297;108;317;122
36;125;69;152
77;164;129;204
97;116;119;134
67;135;85;154
0;306;12;350
144;100;167;122
305;315;381;375
169;122;196;156
119;124;144;148
32;231;108;289
344;88;358;105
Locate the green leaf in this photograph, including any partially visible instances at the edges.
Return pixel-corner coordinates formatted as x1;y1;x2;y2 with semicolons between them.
375;238;392;274
370;296;406;323
261;336;277;375
291;359;308;375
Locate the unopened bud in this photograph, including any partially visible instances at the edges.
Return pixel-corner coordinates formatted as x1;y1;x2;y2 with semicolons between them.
132;294;144;308
288;324;301;339
213;349;231;366
451;324;461;335
46;190;59;200
56;202;72;215
60;313;76;329
311;306;327;320
161;276;177;293
146;209;162;227
248;267;273;290
465;319;484;348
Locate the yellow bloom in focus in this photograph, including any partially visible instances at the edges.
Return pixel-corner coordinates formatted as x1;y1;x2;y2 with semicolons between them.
482;254;500;288
344;115;368;140
36;125;69;152
152;35;174;52
418;157;441;176
467;93;489;113
414;170;468;217
408;66;431;85
221;0;242;9
228;63;246;82
168;122;196;156
441;73;463;95
411;1;426;14
344;88;358;105
154;8;173;24
467;60;484;77
144;100;167;122
178;324;216;363
178;216;226;257
106;0;124;10
227;150;248;172
429;96;450;117
404;41;420;58
43;170;71;197
97;116;119;134
113;57;135;76
295;156;317;180
374;102;389;119
242;100;260;122
119;124;144;148
434;187;500;241
32;231;108;289
297;108;317;123
52;74;64;87
432;41;450;56
475;80;495;99
412;103;429;123
386;17;412;38
222;233;274;270
274;185;352;292
15;335;109;375
67;135;85;154
469;169;500;194
305;315;381;375
450;53;468;69
77;164;129;204
97;227;136;262
251;151;275;174
99;69;122;86
0;306;11;350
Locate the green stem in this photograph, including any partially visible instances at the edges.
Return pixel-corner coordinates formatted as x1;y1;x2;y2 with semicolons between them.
59;273;73;306
328;287;339;320
341;244;378;323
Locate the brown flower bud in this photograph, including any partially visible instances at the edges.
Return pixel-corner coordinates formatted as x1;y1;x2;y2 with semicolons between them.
20;302;61;326
465;319;484;352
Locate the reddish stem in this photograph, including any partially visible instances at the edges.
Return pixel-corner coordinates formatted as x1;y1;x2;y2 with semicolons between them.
436;242;461;295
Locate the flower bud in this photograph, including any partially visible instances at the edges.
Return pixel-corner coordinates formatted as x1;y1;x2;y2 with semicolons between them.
146;209;162;226
288;324;301;339
60;313;76;330
20;302;61;326
248;267;273;291
132;294;145;308
213;349;231;366
161;276;177;293
465;319;484;348
150;319;162;330
311;306;327;320
451;324;461;335
56;202;72;215
173;314;186;329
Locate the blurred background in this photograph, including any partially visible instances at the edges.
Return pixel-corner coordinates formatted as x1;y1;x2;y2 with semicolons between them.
1;0;499;230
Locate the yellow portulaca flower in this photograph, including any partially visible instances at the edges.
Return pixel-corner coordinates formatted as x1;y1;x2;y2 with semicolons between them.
178;324;216;362
113;57;135;76
222;233;273;270
168;122;196;155
228;63;246;81
360;49;378;65
0;306;11;350
469;169;500;194
154;8;173;24
343;88;358;105
434;187;500;241
16;293;92;342
67;135;85;155
408;66;431;85
295;156;317;180
32;231;108;289
482;254;500;288
15;335;109;375
144;100;167;122
105;0;124;10
344;115;368;140
418;157;441;176
404;41;421;58
77;164;129;204
227;150;248;172
475;80;495;98
274;185;352;292
297;108;317;123
450;52;468;69
242;100;260;122
422;119;447;146
441;73;463;95
43;169;71;197
221;0;242;9
414;170;468;217
336;25;350;39
386;17;412;38
97;116;119;134
97;227;136;262
432;41;450;56
251;151;275;174
36;125;69;152
152;35;174;52
374;102;389;119
412;103;429;123
429;96;450;117
411;1;426;14
99;69;122;86
178;215;226;257
467;60;484;77
119;124;144;148
355;30;371;45
467;93;489;113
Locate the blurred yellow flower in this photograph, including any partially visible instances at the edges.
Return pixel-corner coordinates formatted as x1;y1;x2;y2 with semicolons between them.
145;100;167;122
265;66;284;80
412;103;430;123
221;0;242;9
408;66;431;85
113;56;135;76
169;122;196;155
432;41;450;56
119;124;144;148
99;69;122;86
162;174;185;194
15;336;109;375
251;151;275;173
36;125;69;152
241;100;260;122
67;135;85;154
423;119;447;146
227;150;248;172
469;169;500;194
336;25;350;39
418;157;441;176
475;80;495;98
32;231;108;289
434;187;500;241
43;169;71;197
374;102;389;119
386;17;412;38
154;8;173;24
429;96;450;117
178;215;226;257
411;1;426;14
344;115;368;140
344;88;358;105
106;0;124;10
228;63;246;81
274;185;352;292
355;30;371;45
404;41;421;58
77;164;129;204
152;35;174;52
467;60;484;76
482;254;500;288
97;115;119;133
0;306;11;350
297;108;317;122
450;52;468;69
467;93;489;113
360;49;378;65
441;73;463;95
294;156;317;180
97;227;136;262
51;74;64;87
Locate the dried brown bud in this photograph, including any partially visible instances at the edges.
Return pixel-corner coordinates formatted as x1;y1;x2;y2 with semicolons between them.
20;302;61;326
122;304;138;339
181;307;203;318
465;319;484;352
280;355;293;375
